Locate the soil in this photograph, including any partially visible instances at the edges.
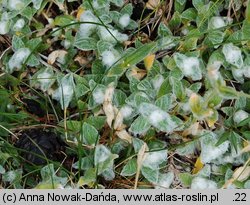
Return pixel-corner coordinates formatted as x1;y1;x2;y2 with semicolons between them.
15;129;65;165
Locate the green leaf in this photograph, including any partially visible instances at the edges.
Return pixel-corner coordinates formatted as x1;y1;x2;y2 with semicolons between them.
246;0;250;23
157;22;172;37
141;166;159;183
72;156;93;170
170;77;185;100
40;164;55;181
21;6;37;20
12;35;25;51
94;145;118;175
174;53;202;81
132;138;145;153
54;15;75;26
205;30;225;47
222;43;243;68
120;158;137;176
242;20;250;40
218;85;239;99
179;173;193;187
242;131;250;140
181;8;197;21
192;0;206;11
169;12;182;30
228;131;240;153
52;74;75;109
78;168;96;187
97;40;113;54
175;0;187;13
85;116;106;130
0;165;5;174
74;75;89;98
81;122;99;146
2;169;22;183
216;131;230;146
155;94;172;111
138;102;177;132
26;38;42;51
120;3;133;15
129;116;151;135
237;116;250;127
108;42;156;76
74;36;97;51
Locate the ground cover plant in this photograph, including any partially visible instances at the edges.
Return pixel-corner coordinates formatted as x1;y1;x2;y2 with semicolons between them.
0;0;250;189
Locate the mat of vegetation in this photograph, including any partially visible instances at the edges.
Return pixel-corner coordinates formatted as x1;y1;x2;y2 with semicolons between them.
0;0;250;189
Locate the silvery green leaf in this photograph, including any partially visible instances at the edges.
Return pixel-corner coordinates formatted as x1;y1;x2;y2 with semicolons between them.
155;94;172;111
2;169;22;183
97;40;113;54
94;145;118;175
52;74;75;109
155;172;174;189
176;141;197;155
120;158;137;176
0;165;5;174
102;167;115;180
222;43;243;68
7;48;31;73
244;180;250;189
74;36;97;51
12;35;25;51
81;122;99;146
32;0;43;9
72;156;93;170
139;103;177;132
132;138;145;153
191;177;217;189
31;67;55;92
0;20;11;35
174;53;202;81
142;150;168;169
200;131;229;164
141;166;159;183
129;116;151;135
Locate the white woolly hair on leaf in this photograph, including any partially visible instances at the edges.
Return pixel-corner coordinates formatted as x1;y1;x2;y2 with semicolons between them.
120;105;133;118
101;49;120;67
244;66;250;78
155;172;174;189
209;16;226;29
232;67;244;83
0;20;10;35
200;131;229;164
119;14;130;28
102;168;115;181
8;0;25;10
36;68;55;92
94;145;111;165
233;110;249;124
32;0;43;10
174;53;202;81
8;48;31;73
13;18;25;31
139;103;177;132
93;87;105;104
52;74;75;109
79;10;98;38
191;177;217;189
222;43;243;68
152;75;164;91
98;26;128;43
142;150;167;169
